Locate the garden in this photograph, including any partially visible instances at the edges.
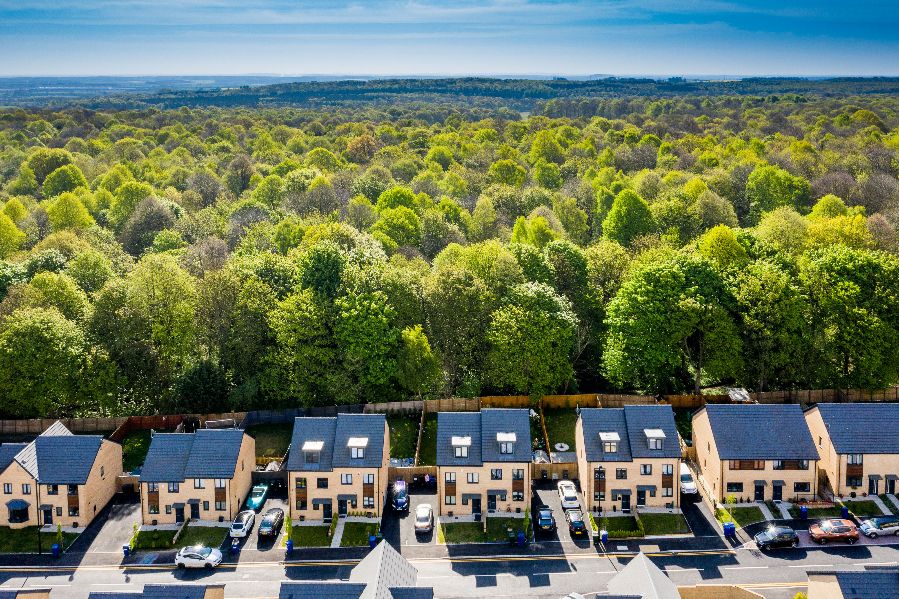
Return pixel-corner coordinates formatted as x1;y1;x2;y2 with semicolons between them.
132;525;227;551
245;422;294;460
540;408;577;452
386;412;420;460
0;526;79;553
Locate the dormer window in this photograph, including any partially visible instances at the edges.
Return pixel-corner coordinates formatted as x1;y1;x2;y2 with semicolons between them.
644;428;666;450
302;440;323;464
348;437;368;459
497;432;516;454
600;431;620;453
451;436;471;458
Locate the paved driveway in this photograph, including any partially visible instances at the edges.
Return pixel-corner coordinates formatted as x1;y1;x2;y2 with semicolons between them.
532;479;590;546
238;493;288;554
382;489;437;547
79;497;142;554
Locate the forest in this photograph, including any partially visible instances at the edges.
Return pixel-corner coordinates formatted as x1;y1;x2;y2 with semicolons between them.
0;88;898;418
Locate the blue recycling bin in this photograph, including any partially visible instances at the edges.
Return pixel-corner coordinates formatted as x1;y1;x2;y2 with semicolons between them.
230;538;241;554
800;505;808;520
723;522;736;537
600;530;608;544
286;539;294;555
369;535;377;548
122;545;130;558
51;543;60;558
517;531;526;546
841;506;849;519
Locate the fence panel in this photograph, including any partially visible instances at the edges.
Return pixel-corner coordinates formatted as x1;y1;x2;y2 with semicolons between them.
599;394;657;408
364;401;423;413
388;466;437;485
530;462;577;482
540;394;597;409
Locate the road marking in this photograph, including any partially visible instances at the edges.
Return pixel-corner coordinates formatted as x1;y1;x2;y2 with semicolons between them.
789;563;833;568
664;567;703;573
724;566;769;570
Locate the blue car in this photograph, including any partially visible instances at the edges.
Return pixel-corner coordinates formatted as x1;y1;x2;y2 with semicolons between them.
247;484;268;511
392;481;409;512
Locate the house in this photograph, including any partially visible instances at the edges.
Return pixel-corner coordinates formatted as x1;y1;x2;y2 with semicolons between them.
575;405;681;513
279;539;433;599
0;421;122;529
0;589;52;599
693;404;819;503
804;403;899;497
606;552;679;599
139;428;254;525
435;408;531;516
87;584;225;599
806;567;899;599
286;413;389;522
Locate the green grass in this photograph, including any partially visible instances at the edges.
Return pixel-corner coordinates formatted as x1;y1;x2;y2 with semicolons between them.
417;413;438;465
674;409;694;443
132;528;176;550
719;506;765;527
246;423;294;459
122;430;153;473
788;504;844;519
541;408;577;450
438;518;524;544
595;515;640;535
290;525;331;547
386;413;420;459
845;500;884;517
133;526;226;550
485;517;525;542
764;501;780;516
639;513;690;535
339;522;380;547
530;413;546;452
0;527;79;553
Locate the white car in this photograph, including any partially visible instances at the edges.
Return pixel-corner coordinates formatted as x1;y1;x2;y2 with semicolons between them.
175;545;223;569
560;594;586;599
230;510;255;538
680;463;698;495
414;503;434;534
557;481;579;510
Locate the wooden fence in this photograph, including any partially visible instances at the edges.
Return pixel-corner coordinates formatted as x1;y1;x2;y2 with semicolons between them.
388;466;438;485
0;417;129;437
423;397;481;413
598;394;657;407
364;400;423;413
531;462;577;482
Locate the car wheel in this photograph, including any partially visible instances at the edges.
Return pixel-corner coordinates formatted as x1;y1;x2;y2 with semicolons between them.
791;540;798;547
847;538;856;545
205;563;213;569
869;533;878;539
819;538;827;544
177;563;185;569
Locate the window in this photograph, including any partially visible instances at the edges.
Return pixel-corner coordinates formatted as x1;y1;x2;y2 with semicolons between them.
512;491;524;501
662;487;673;497
662;464;673;475
341;473;352;485
847;476;862;487
363;496;374;508
594;467;605;480
214;479;226;488
363;473;374;485
296;499;308;510
498;492;507;502
490;469;503;480
726;482;744;493
147;482;158;492
640;464;652;475
467;472;479;484
194;479;205;489
351;447;365;459
167;482;179;493
2;483;10;494
445;472;456;483
148;502;159;514
67;484;77;495
594;491;605;501
22;484;31;495
512;469;524;480
773;460;783;470
649;438;662;450
729;460;764;470
604;442;618;453
794;482;811;493
499;442;513;454
304;451;319;464
616;469;627;480
296;477;307;489
215;501;226;511
47;484;58;495
317;478;328;489
55;507;62;517
454;446;468;458
100;466;105;477
848;454;863;465
202;501;209;511
445;495;456;505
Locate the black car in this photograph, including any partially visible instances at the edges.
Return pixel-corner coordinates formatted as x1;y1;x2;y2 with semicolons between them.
257;508;284;537
392;480;409;512
753;525;798;550
566;509;588;537
534;505;556;534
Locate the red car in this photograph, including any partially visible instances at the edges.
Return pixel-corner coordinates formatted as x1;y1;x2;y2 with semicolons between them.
809;519;859;544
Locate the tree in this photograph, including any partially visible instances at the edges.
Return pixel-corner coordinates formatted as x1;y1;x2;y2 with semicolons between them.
42;165;88;198
529;130;564;164
697;225;748;270
110;181;155;228
602;189;655;247
376;186;417;212
553;196;589;245
298;175;338;215
487;159;527;188
119;197;176;256
755;206;808;255
486;282;577;396
46;192;94;231
4;271;90;322
372;206;422;248
252;174;284;209
0;213;25;259
533;160;563;189
297;240;347;300
24;148;72;185
746;164;811;224
65;250;114;294
396;325;440;398
345;134;378;163
334;290;400;400
3;198;27;223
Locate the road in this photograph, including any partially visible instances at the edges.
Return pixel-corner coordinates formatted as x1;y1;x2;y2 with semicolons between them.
1;541;897;599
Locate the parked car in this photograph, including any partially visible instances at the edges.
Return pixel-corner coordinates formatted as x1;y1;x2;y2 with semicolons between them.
392;480;409;512
175;545;223;569
809;519;859;544
565;509;588;537
535;505;556;534
414;503;434;534
247;484;269;511
679;463;698;495
258;508;284;537
753;525;799;550
557;481;579;510
560;595;586;599
860;516;899;538
230;510;256;538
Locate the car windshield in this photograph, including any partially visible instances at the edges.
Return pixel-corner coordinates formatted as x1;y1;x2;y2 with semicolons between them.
190;546;211;557
416;513;430;523
252;488;264;497
539;510;552;520
569;512;583;522
820;521;833;531
680;474;693;482
395;489;407;499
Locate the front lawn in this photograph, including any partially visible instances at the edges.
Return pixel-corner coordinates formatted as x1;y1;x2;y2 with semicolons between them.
438;518;523;544
133;526;226;550
639;513;690;535
0;527;79;553
788;504;843;519
485;517;526;542
594;515;642;537
289;525;331;547
718;506;765;527
417;413;438;465
246;423;294;459
541;408;577;451
845;500;884;517
340;522;380;547
386;413;419;459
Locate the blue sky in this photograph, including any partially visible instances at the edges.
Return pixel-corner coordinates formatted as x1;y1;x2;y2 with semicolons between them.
1;0;897;76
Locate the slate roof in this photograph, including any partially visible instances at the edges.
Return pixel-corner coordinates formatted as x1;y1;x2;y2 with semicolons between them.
702;404;818;461
810;403;899;454
1;421;105;484
286;414;386;472
0;443;27;473
436;409;531;466
88;584;210;599
807;569;899;599
279;583;366;599
580;406;680;463
607;553;679;599
140;429;246;483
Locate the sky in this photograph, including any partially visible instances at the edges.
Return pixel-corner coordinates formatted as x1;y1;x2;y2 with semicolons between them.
1;0;898;77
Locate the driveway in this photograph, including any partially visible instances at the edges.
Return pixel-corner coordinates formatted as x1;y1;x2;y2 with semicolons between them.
382;488;437;547
238;491;288;554
78;496;142;554
531;479;589;546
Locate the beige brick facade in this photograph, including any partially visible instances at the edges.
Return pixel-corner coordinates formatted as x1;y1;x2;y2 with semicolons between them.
437;462;531;516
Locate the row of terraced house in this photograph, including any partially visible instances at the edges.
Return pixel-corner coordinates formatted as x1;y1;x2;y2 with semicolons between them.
1;403;898;531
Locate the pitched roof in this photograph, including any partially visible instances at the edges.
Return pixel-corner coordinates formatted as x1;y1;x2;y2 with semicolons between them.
140;429;246;483
702;404;818;461
286;414;386;472
607;553;679;599
279;583;366;599
0;591;53;599
88;584;210;599
808;569;899;599
0;443;28;473
5;421;105;484
580;406;680;463
437;409;531;466
810;403;899;454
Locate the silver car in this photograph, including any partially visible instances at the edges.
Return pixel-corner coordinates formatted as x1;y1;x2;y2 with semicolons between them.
230;510;255;538
414;503;434;534
860;516;899;538
175;545;223;569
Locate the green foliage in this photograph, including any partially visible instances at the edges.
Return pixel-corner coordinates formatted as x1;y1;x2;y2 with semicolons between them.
42;164;88;198
602;189;655;247
746;164;811;224
46;192;94;231
0;213;25;259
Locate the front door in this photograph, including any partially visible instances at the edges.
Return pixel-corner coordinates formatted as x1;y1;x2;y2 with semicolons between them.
754;484;764;501
637;490;646;506
888;477;896;495
869;477;879;495
43;507;53;526
773;485;783;501
471;497;482;515
174;506;185;523
190;502;200;519
338;500;348;517
487;494;497;512
620;493;631;512
323;502;333;521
